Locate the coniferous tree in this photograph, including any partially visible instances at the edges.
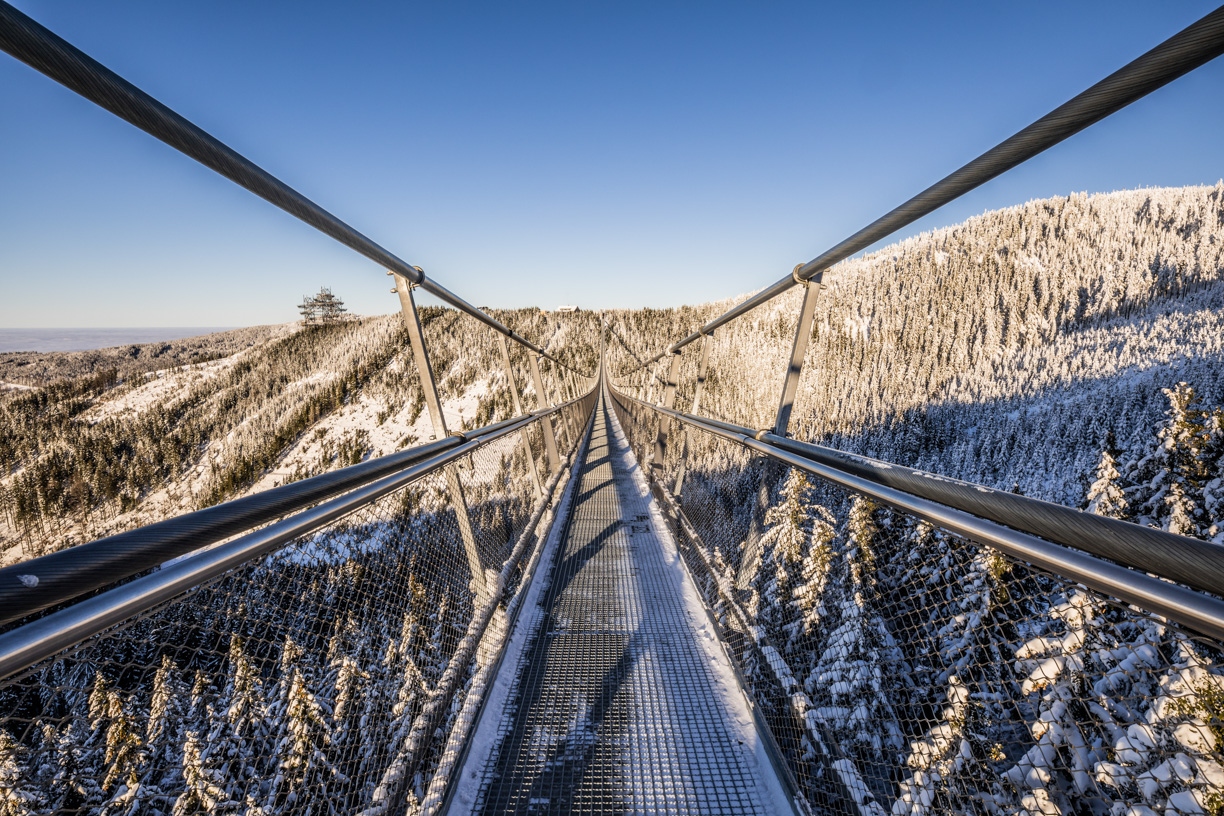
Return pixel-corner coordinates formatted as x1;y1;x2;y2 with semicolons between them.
143;655;191;800
210;635;268;801
38;716;104;811
172;731;233;815
1202;406;1224;543
1126;382;1211;536
789;499;836;648
0;731;39;816
806;496;903;764
752;469;818;635
1085;432;1128;520
270;668;333;806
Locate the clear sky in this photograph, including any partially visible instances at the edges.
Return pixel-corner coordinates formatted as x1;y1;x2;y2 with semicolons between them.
1;0;1221;327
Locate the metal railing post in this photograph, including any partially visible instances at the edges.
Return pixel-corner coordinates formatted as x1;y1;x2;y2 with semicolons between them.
528;354;562;472
544;362;573;450
651;351;682;477
673;332;711;497
497;333;544;498
644;362;661;404
393;273;488;600
773;272;822;437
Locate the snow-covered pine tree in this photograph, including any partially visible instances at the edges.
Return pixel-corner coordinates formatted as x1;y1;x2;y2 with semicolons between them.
268;668;332;807
31;715;104;811
884;521;1008;815
85;673;146;798
1203;406;1224;543
328;652;368;789
210;634;269;802
995;588;1224;814
263;635;334;808
172;730;233;815
143;654;187;795
1126;382;1212;536
1085;431;1128;520
805;495;904;786
0;731;39;816
752;468;818;636
789;499;836;648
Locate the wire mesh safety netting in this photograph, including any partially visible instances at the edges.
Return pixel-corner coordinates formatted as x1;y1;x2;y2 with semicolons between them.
0;399;595;816
469;398;786;816
609;387;1224;816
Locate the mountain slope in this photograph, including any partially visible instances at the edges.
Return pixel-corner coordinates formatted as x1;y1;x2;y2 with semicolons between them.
606;183;1224;507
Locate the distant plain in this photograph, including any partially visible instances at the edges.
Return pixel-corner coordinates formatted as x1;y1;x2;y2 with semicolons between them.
0;327;234;353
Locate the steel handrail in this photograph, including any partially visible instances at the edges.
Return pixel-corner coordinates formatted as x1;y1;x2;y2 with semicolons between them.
606;384;1224;643
628;5;1224;369
0;395;593;629
0;1;590;377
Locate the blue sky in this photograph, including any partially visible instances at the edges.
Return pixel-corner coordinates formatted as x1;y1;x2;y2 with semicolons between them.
1;1;1221;327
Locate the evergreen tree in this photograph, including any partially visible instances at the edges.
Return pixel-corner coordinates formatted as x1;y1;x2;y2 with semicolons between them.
805;496;904;765
327;651;368;792
145;654;186;794
272;669;333;805
1126;382;1212;536
86;673;146;797
790;500;836;646
752;469;819;634
1203;406;1224;543
211;635;268;800
0;731;39;816
264;637;334;808
44;714;106;810
1085;432;1128;520
172;731;233;815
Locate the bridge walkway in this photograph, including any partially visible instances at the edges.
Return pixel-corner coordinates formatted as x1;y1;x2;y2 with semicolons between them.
450;394;793;815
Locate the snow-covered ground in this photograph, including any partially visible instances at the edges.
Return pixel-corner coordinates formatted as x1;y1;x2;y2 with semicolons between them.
244;377;495;495
84;353;249;424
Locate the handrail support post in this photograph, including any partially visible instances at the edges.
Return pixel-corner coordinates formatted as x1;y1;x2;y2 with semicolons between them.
394;273;488;601
528;354;562;472
651;351;683;477
674;332;711;497
773;273;822;438
545;361;574;449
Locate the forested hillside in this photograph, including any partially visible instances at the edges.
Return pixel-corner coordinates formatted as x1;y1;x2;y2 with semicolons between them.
0;308;598;566
8;184;1221;563
607;184;1224;815
606;183;1224;513
2;184;1223;813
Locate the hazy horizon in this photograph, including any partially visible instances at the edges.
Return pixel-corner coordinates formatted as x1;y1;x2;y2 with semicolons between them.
0;326;240;354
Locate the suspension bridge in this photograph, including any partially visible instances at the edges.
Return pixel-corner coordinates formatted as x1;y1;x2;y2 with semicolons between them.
2;4;1224;814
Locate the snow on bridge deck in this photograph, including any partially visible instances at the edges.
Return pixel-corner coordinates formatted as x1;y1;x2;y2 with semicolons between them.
451;396;795;815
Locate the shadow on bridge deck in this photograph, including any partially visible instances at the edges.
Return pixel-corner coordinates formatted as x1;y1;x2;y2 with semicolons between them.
450;395;794;815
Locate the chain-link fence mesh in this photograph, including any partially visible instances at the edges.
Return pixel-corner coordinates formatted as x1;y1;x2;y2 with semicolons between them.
609;385;1224;816
0;396;596;816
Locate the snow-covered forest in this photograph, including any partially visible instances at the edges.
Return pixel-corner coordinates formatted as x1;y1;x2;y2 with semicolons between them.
606;183;1224;508
3;183;1224;812
0;306;598;812
0;308;598;567
606;184;1224;814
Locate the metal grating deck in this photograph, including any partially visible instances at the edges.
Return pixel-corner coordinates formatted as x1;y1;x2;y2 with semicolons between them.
454;396;792;815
